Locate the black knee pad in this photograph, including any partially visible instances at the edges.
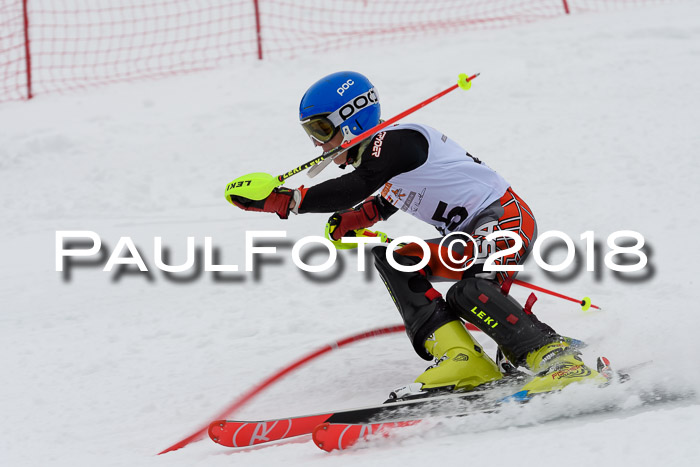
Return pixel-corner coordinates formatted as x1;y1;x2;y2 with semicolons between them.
372;246;458;360
446;277;559;365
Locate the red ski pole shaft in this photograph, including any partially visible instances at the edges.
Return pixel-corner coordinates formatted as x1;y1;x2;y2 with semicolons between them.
513;279;601;310
364;228;601;311
277;73;479;183
341;73;479;150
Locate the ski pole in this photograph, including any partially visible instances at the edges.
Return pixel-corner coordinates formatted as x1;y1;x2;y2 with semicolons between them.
338;229;601;312
226;73;479;201
512;279;601;311
278;72;479;183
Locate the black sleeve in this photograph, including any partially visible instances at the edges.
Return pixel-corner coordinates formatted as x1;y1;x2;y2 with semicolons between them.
298;129;428;214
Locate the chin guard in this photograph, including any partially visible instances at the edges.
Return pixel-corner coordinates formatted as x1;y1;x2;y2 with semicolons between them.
307;152;342;178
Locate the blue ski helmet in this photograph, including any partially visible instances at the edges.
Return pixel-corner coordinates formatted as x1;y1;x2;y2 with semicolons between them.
299;71;380;144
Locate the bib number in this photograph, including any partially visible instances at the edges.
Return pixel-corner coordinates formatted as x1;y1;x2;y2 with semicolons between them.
431;201;468;234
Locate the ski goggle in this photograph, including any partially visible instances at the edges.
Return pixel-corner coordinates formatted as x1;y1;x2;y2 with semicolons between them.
300;87;378;143
300;114;339;143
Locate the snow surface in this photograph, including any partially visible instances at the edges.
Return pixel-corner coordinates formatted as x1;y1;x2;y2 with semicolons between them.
2;2;700;466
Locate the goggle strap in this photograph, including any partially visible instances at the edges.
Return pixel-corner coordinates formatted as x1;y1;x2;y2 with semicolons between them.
327;87;378;126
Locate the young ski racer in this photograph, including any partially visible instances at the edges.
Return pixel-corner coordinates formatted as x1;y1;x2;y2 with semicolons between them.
229;71;607;398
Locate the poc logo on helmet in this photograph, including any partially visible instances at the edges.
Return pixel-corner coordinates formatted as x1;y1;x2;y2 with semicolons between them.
337;79;355;96
339;88;378;121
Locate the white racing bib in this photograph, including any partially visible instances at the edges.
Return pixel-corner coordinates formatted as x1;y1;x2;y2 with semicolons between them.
380;123;510;234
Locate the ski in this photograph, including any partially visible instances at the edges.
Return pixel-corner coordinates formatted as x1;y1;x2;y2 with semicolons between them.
208;413;333;448
208;380;520;448
310;361;671;452
313;420;423;452
209;359;650;450
311;388;526;452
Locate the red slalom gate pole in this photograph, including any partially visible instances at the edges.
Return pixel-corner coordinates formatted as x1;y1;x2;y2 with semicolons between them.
158;324;404;454
157;320;483;455
513;279;601;311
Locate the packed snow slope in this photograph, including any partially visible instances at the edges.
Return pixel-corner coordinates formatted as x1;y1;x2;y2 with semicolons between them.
2;2;699;466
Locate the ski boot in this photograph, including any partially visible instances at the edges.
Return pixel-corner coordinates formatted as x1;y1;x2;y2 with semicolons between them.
519;340;608;395
417;320;503;391
495;347;526;377
389;320;503;401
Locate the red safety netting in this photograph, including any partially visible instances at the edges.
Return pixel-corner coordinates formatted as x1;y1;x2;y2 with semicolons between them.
0;0;674;102
0;1;29;101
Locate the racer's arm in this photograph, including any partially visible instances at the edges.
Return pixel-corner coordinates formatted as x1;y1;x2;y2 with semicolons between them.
230;129;428;221
298;129;428;214
305;130;429;240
